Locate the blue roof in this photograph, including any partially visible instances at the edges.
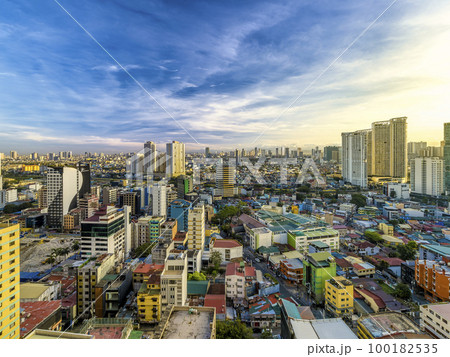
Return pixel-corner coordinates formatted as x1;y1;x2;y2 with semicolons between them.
280;298;300;319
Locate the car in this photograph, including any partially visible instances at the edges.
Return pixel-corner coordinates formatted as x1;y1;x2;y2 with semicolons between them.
376;270;382;275
255;258;261;263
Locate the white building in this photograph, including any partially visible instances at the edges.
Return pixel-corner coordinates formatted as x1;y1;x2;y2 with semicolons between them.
249;227;273;250
161;251;188;308
411;157;444;196
341;129;370;188
166;141;185;178
383;182;410;199
210;239;243;262
149;182;167;217
420;303;450;339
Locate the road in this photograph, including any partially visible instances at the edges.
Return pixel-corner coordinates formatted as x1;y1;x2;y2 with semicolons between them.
244;247;328;319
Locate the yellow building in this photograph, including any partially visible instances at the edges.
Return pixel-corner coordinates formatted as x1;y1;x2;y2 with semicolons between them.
22;165;40;172
325;276;354;317
0;223;20;339
137;273;162;323
188;204;205;250
379;222;394;235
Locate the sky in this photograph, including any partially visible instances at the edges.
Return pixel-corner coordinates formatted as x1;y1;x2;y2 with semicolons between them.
0;0;449;154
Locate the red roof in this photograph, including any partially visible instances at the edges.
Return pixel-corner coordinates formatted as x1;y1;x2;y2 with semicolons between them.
213;239;242;249
20;300;61;338
133;263;164;275
47;275;76;294
225;262;255;278
374;256;404;266
204;294;226;314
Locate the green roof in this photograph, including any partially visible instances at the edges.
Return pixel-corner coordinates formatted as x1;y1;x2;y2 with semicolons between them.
280;298;301;319
103;274;119;282
258;246;280;254
310;241;329;248
128;331;144;339
187;280;210;295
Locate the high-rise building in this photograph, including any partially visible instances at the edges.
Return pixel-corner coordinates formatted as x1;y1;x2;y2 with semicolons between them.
161;251;188;308
102;187;118;206
323;146;340;162
188;204;205;250
0;223;20;339
444;123;450;193
121;191;141;216
80;206;130;261
0;156;3;190
205;147;210;158
9;151;18;160
285;147;290;158
341;130;370;188
166;141;185;178
143;141;157;177
46;163;91;230
215;159;236;197
411;157;444;196
235;149;241;166
176;175;193;199
149;182;167;217
370;117;407;180
167;199;191;232
408;141;427;161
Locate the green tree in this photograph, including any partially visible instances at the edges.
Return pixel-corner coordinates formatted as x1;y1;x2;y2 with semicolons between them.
406;241;418;249
72;241;80;252
397;244;416;260
364;231;383;244
188;271;207;281
377;260;390;270
216;320;253;339
351;194;366;208
210;251;222;270
393;283;412;300
260;329;272;339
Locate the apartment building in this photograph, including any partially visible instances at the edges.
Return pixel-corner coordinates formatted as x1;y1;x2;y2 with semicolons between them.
325;276;354;317
160;251;188;308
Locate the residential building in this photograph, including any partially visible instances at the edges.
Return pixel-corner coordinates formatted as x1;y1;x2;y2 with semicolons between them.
288;227;340;253
20;301;62;338
0;223;20;339
137;272;162;323
215;159;236;197
149;182;167;217
166;141;185;178
76;253;115;318
280;258;303;284
288;318;357;339
415;259;450;302
341;129;370;188
383;182;410;199
102;187;118;205
357;312;426;339
46;163;91;229
132;262;164;292
444;122;450;193
248;226;273;250
411;157;444;196
325;276;354;317
176;175;193;199
167;199;191;232
94;270;132;318
210;239;243;262
225;262;256;302
420;303;450;339
302;252;336;303
160;251;188;308
187;204;205;250
20;281;60;302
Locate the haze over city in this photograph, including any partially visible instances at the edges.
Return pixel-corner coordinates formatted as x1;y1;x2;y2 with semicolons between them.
1;0;449;153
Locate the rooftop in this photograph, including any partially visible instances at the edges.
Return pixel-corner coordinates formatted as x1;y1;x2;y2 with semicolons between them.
213;239;242;249
20;300;61;338
290;318;357;339
359;312;421;338
160;307;215;339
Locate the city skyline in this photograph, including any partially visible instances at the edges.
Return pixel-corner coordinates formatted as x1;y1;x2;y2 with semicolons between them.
1;1;449;153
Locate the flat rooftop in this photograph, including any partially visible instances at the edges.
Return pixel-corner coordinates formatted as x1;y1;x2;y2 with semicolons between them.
161;309;214;339
359;313;420;338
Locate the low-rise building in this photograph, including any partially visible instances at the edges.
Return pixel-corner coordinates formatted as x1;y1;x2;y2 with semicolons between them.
420;303;450;339
20;281;61;302
225;262;256;303
137;272;162;323
20;301;62;338
280;258;303;284
210;239;243;262
325;276;354;317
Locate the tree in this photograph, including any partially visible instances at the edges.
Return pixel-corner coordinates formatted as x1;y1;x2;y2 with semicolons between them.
216;320;253;339
260;329;272;339
364;231;383;244
407;241;418;249
350;193;366;208
72;241;80;252
397;244;416;261
393;283;412;300
188;271;207;281
210;251;222;270
390;190;397;199
378;260;390;270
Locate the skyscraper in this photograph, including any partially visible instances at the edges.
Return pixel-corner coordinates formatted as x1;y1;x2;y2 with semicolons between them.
444;123;450;193
0;156;3;190
143;141;157;177
188;203;205;250
166;141;185;177
341;129;371;188
370;117;407;180
216;159;236;197
46;163;91;229
0;222;20;339
205;147;210;158
149;182;167;217
411;157;444;196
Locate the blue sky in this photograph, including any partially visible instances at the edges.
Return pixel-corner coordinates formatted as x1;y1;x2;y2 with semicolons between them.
0;0;449;153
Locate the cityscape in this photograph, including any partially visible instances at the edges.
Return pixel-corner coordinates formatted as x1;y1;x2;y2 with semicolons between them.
1;0;450;349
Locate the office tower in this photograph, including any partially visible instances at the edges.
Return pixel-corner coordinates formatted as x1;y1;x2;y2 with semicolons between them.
419;146;442;158
188;204;205;250
285;147;290;158
46;163;91;229
149;182;167;217
411;157;444;196
166;141;185;178
205;147;210;158
408;141;427;161
241;148;245;158
215;159;236;198
176;175;193;199
10;151;18;160
323;146;340;162
79;193;99;221
77;253;115;318
445;123;450;193
102;187;118;205
31;152;38;160
297;147;303;159
167;199;191;232
0;223;20;339
341;130;371;188
235;149;241;166
275;148;279;157
121;191;141;215
143;141;157;177
80;206;129;261
370;117;407;180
